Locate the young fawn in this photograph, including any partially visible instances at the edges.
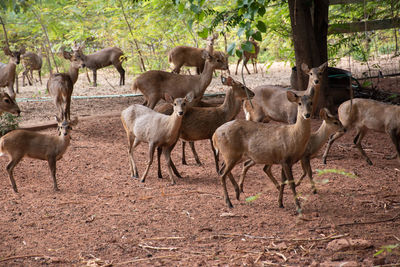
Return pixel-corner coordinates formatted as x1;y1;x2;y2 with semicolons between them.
0;117;73;193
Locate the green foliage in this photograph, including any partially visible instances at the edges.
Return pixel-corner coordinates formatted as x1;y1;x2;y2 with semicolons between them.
245;193;261;203
316;168;358;179
374;243;400;257
0;113;20;136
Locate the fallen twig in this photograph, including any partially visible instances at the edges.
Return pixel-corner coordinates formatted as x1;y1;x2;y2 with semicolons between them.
215;233;348;243
316;212;400;229
139;190;220;200
114;254;180;265
142;236;185;241
138;243;179;251
0;254;49;263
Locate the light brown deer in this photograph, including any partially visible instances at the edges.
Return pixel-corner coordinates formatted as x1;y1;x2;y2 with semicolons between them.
21;51;42;87
322;98;400;165
212;88;314;213
243;62;327;123
47;46;85;121
121;92;193;185
0;117;72;193
0;46;26;99
72;43;125;87
235;37;260;75
0;92;21;116
155;76;254;178
133;50;228;109
240;108;345;195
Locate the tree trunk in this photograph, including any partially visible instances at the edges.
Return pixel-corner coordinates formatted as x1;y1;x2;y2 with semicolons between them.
288;0;329;113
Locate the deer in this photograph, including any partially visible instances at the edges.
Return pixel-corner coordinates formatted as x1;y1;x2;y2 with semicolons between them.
21;51;42;87
155;76;255;179
47;46;85;121
0;46;26;99
120;92;193;185
212;88;314;214
0;92;21;116
239;108;345;195
72;43;125;87
235;37;260;75
242;62;327;124
132;50;228;109
0;116;73;193
322;98;400;166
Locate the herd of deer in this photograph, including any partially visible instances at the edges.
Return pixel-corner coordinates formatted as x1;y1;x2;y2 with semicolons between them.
1;34;399;215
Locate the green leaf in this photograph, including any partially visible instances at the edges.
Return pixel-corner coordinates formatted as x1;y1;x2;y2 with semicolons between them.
256;20;267;33
253;31;262;41
242;40;255;52
237;27;245;37
178;3;184;13
227;42;236;56
236;49;243;58
197;28;208;39
258;6;266;17
246;193;261;203
316;169;358;179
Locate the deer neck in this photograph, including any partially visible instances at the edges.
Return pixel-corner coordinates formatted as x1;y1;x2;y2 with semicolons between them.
198;61;214;93
292;111;311;146
167;113;184;143
220;89;241;121
308;121;330;156
68;66;80;85
56;134;71;157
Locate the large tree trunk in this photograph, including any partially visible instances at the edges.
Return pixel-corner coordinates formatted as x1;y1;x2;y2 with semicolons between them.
288;0;329;113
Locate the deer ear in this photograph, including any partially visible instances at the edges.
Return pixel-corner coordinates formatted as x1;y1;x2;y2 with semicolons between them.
55;115;61;123
63;51;72;60
301;63;310;74
319;108;328;120
185;91;194;103
286;91;298;103
3;47;12;56
319;62;328;72
201;50;211;60
19;47;26;55
165;94;174;103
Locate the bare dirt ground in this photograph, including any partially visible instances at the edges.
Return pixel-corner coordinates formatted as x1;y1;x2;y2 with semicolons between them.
0;64;399;266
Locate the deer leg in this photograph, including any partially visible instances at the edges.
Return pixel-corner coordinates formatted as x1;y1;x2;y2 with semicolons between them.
181;141;187;165
209;138;219;172
162;147;177;185
300;157;316;194
161;143;181;179
39;70;42;85
388;128;400;161
172;64;183;74
157;147;163;179
220;161;236;208
29;70;34;85
243;58;251;75
262;165;280;191
66;97;71;121
252;58;257;74
239;159;255;193
147;98;159;110
189;141;202;166
235;58;242;75
227;172;240;201
6;157;22;193
93;69;97;87
282;163;302;214
115;64;125;86
140;143;156;183
354;128;372;165
47;156;59;191
296;158;307;187
128;136;140;178
278;167;287;208
322;131;346;164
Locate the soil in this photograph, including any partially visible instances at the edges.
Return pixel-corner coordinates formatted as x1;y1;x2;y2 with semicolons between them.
0;64;399;266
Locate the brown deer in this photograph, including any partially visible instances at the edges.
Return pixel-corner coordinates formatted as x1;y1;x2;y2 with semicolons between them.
72;43;125;87
0;46;26;99
243;62;327;123
212;88;314;213
322;98;400;165
235;37;260;75
21;51;42;87
0;92;21;116
47;46;85;121
0;117;72;193
155;76;254;178
121;92;193;185
239;108;345;195
133;50;228;109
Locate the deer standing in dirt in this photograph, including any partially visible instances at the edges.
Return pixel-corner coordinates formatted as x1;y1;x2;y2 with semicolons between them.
322;98;400;165
21;51;42;87
47;46;85;121
0;92;21;116
243;62;327;123
235;37;260;75
0;46;26;99
72;43;125;87
212;88;314;213
155;76;254;178
0;117;72;193
133;50;228;109
239;108;345;195
121;93;193;185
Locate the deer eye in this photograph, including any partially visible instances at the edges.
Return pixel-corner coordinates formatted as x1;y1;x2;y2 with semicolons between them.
309;72;313;76
310;102;313;105
334;122;339;125
174;103;176;106
183;103;186;106
298;103;301;106
4;99;10;104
